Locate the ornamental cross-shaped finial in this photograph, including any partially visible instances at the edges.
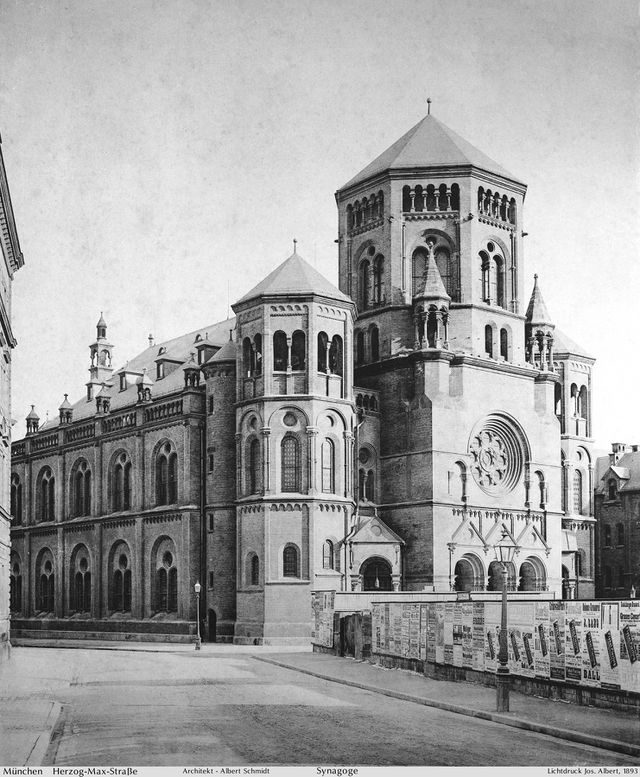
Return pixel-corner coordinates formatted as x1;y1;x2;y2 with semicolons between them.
427;97;432;115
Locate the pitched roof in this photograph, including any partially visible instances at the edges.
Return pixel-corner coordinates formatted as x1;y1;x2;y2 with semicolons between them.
526;275;554;327
235;250;351;306
416;249;450;302
208;337;236;363
553;327;593;360
341;114;522;190
349;514;405;545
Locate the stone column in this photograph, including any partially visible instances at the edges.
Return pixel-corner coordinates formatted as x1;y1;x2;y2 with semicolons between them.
306;427;318;494
261;427;271;494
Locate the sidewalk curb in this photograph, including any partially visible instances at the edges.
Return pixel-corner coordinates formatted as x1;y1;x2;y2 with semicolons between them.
25;701;62;767
253;656;640;760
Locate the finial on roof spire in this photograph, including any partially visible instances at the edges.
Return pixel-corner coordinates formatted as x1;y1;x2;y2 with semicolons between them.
293;237;298;253
427;97;432;115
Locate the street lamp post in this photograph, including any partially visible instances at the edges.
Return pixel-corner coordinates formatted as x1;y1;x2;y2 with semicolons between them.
495;532;516;712
194;581;201;651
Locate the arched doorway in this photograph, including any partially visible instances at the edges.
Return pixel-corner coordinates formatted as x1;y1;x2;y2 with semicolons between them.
208;609;217;642
454;554;484;592
361;557;392;591
519;556;547;592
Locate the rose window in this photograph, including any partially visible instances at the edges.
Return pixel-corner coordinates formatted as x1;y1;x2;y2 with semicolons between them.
468;415;526;495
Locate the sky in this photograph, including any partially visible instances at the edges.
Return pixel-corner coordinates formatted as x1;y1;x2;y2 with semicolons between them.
0;0;638;449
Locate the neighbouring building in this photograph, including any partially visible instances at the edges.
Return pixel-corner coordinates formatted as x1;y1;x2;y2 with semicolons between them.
9;112;595;645
594;443;640;599
0;135;25;661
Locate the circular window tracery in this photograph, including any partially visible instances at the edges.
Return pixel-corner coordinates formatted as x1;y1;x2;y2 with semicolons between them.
468;415;527;495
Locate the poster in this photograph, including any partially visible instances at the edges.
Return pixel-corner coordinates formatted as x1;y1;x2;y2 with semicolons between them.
372;602;382;652
419;603;428;661
472;602;485;671
408;604;420;659
484;601;501;674
435;603;445;664
384;602;390;654
581;601;601;687
549;601;565;681
452;603;463;667
564;601;583;683
391;603;403;656
599;601;620;689
534;601;550;678
461;602;474;668
443;602;454;665
401;604;411;657
426;603;436;664
509;602;536;678
619;600;640;692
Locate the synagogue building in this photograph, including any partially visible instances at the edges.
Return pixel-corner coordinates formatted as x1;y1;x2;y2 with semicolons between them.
9;114;596;644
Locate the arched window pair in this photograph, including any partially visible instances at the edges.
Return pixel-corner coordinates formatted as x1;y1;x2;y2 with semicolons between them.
38;467;55;522
322;540;336;570
36;550;55;613
412;243;454;299
570;384;588;419
480;245;506;308
112;453;132;512
246;437;261;495
358;247;385;310
73;461;91;517
11;474;22;525
358;468;375;502
10;555;22;612
355;327;379;364
321;438;336;494
317;333;344;376
242;334;263;378
70;546;91;613
110;544;132;612
273;330;305;371
156;443;178;505
155;548;178;613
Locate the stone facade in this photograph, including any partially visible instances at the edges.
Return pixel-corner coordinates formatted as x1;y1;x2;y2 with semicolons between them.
10;113;595;644
0;138;24;662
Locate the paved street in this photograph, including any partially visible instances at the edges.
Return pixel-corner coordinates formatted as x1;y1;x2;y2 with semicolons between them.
1;645;638;767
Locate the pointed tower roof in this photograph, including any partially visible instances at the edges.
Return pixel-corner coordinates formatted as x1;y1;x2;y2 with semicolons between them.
415;248;450;303
235;249;351;306
208;337;236;363
341;114;523;191
26;404;39;420
137;367;153;386
525;275;554;327
97;312;107;329
58;394;72;410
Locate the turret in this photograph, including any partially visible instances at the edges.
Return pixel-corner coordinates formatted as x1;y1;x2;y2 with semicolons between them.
136;368;153;403
96;383;111;415
525;275;555;371
87;312;114;399
26;405;39;435
412;239;450;349
183;352;201;388
58;394;73;424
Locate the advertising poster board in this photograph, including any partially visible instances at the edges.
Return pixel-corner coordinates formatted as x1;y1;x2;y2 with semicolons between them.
435;602;445;664
408;603;420;659
419;603;428;661
600;601;621;690
533;601;550;678
472;602;485;671
483;601;501;674
384;602;390;653
619;600;640;692
509;602;536;678
401;603;411;657
444;601;454;665
549;601;565;681
461;602;474;668
426;603;437;664
372;602;382;652
581;601;601;687
391;603;404;656
452;603;463;667
564;601;583;683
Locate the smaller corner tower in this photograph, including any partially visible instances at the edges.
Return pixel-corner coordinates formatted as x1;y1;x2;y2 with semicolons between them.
87;313;114;401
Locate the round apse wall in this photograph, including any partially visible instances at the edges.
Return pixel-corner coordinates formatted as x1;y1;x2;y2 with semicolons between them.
468;414;529;496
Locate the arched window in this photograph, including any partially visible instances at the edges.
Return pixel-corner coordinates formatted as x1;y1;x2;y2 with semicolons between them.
579;385;588;420
154;546;178;613
554;382;562;416
608;479;617;501
570;384;578;416
485;325;493;358
321;438;335;494
36;550;55;613
113;452;132;512
254;334;262;376
604;524;612;546
156;443;177;505
373;255;384;304
283;544;299;578
10;555;22;613
281;436;301;492
243;337;253;377
356;331;365;364
329;335;343;376
435;246;451;294
535;471;546;508
73;461;91;517
573;470;583;514
370;327;379;362
273;330;288;371
69;546;91;613
248;437;261;495
38;467;55;522
11;474;22;525
358;468;365;501
617;523;625;546
451;461;467;501
291;330;306;370
454;554;483;592
480;247;506;307
500;328;508;360
359;259;370;310
366;469;375;502
323;540;334;570
251;553;260;586
575;551;583;577
110;544;132;612
317;332;328;372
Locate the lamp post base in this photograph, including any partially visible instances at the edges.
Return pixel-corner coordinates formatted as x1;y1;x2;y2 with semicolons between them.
496;666;510;712
195;637;201;651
